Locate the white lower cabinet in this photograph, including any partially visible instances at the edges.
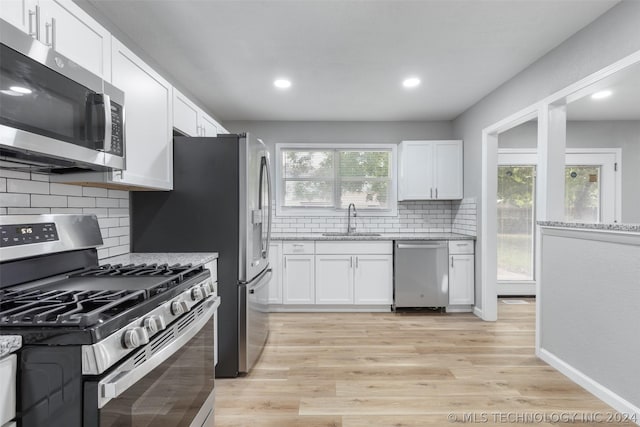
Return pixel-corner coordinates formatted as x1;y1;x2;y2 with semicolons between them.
276;240;393;309
315;255;354;304
268;242;283;304
448;240;475;305
354;255;393;304
282;254;315;304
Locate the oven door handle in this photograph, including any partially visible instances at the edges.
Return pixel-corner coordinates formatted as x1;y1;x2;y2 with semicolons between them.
98;296;220;408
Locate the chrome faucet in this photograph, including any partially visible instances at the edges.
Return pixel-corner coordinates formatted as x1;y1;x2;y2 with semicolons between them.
347;203;357;234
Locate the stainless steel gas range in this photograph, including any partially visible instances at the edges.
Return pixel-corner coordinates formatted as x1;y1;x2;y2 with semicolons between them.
0;214;220;427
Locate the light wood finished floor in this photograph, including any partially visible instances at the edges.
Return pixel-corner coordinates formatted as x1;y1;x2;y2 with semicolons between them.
215;300;634;426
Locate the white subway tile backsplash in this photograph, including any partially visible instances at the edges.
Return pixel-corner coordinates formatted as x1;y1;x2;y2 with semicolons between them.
0;169;30;179
8;207;51;214
68;196;96;208
31;194;67;207
1;193;30;207
108;189;128;199
50;183;83;196
96;197;120;208
30;173;49;182
1;171;131;260
6;179;47;194
83;187;108;197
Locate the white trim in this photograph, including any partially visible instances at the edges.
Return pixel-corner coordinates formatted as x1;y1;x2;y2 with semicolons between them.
274;143;398;217
472;306;483;319
538;349;640;425
480;48;640;325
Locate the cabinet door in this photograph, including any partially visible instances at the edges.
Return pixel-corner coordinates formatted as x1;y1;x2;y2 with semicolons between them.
39;0;112;81
111;37;173;190
434;141;463;200
173;89;200;136
0;0;32;32
315;255;353;304
200;113;219;137
398;141;434;200
354;255;393;304
448;254;474;305
282;255;315;304
268;242;283;304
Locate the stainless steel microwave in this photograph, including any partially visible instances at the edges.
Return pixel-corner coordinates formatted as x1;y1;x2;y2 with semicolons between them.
0;20;125;172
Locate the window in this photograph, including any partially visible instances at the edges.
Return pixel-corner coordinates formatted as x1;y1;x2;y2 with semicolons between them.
276;144;397;216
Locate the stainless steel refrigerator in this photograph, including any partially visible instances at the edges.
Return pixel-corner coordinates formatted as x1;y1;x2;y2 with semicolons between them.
131;133;272;377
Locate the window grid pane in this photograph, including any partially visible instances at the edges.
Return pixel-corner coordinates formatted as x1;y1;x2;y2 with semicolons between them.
281;149;392;211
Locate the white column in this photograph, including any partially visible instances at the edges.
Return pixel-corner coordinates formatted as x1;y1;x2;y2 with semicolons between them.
537;104;567;221
481;131;498;321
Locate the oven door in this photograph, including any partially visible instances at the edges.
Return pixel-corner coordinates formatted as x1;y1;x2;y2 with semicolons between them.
88;297;220;427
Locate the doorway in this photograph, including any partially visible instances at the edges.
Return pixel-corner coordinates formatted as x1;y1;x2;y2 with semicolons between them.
496;149;620;296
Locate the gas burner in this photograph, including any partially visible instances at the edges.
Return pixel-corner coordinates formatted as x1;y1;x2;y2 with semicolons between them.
76;263;194;277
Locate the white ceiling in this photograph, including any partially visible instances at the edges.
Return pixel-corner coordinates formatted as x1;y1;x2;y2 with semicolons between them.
83;0;619;122
568;63;640;121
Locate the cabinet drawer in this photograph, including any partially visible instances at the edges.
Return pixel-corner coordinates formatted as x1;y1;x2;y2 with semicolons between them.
282;242;315;254
449;240;474;254
316;241;392;255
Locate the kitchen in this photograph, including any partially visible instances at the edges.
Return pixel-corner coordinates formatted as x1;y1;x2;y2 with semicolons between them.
1;1;639;426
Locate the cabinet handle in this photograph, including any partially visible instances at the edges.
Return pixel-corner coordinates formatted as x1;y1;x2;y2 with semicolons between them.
451;257;454;268
435;188;438;199
284;256;287;269
350;257;353;268
34;5;41;40
356;256;359;268
430;188;433;198
45;18;56;48
28;8;37;38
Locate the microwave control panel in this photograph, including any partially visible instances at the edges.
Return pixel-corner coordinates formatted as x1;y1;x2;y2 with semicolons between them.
0;223;59;247
110;102;124;157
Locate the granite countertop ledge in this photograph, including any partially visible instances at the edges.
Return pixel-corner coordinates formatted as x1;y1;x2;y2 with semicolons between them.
271;232;475;241
538;221;640;233
101;252;218;267
0;336;22;358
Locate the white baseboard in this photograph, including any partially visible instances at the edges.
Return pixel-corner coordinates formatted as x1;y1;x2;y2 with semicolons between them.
445;306;474;313
539;348;640;425
473;306;483;319
269;305;392;313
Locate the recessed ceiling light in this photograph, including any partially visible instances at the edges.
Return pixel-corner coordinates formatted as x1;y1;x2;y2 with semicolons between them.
591;90;612;100
402;77;421;88
274;79;291;89
9;86;32;94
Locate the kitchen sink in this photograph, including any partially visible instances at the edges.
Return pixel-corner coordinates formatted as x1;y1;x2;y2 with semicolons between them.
322;232;382;237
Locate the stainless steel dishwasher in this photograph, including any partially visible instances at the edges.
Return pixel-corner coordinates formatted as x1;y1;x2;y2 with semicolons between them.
394;241;449;308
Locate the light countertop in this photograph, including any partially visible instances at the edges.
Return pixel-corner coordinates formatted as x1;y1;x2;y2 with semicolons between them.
271;233;475;241
101;252;218;267
0;336;22;358
538;221;640;233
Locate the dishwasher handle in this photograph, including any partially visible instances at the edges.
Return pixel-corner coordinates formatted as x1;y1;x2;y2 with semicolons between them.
396;242;447;249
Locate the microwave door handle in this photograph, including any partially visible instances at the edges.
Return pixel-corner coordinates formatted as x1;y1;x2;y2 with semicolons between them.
101;94;112;153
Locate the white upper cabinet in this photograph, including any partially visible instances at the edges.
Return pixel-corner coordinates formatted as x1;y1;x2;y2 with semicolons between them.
1;0;111;80
398;140;463;200
199;113;219;137
172;88;220;137
173;89;200;137
110;37;173;190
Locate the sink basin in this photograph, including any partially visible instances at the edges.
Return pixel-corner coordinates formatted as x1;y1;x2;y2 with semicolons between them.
322;232;381;237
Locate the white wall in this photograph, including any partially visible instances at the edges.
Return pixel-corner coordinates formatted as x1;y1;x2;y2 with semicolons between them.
499;120;640;223
452;1;640;311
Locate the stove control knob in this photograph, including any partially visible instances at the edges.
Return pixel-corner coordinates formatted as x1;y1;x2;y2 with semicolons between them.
171;300;189;316
123;327;149;349
205;281;216;294
200;284;211;298
191;286;204;301
143;315;166;334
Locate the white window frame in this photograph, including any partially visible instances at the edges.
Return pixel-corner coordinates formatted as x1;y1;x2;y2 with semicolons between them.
275;143;398;217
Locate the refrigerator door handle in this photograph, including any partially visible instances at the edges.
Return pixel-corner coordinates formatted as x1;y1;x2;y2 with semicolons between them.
261;155;273;259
